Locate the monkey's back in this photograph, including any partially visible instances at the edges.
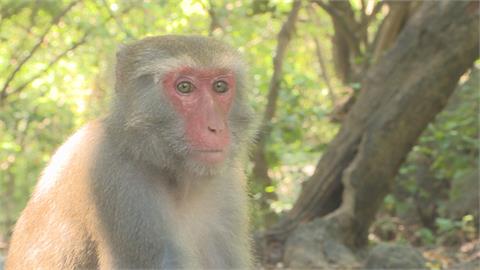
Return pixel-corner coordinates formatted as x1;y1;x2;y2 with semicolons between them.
5;121;104;269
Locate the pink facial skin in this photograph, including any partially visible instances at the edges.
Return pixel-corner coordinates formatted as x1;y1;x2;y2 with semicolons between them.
162;67;236;164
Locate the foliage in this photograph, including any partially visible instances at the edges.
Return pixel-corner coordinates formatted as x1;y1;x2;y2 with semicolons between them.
0;0;339;242
0;3;477;265
373;68;479;247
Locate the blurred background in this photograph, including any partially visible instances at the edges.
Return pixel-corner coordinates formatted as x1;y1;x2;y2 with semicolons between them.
0;1;478;269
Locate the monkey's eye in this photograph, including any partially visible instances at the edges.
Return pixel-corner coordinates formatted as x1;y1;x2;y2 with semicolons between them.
213;80;229;93
176;81;193;94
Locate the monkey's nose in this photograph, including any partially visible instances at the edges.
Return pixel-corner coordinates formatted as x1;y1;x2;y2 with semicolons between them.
207;122;226;134
208;126;219;133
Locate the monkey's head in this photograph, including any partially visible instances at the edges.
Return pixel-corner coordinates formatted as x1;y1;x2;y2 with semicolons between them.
109;35;254;175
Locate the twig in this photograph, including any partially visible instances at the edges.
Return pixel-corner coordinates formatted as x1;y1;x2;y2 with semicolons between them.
314;37;336;105
9;31;91;98
360;1;384;30
2;4;136;103
200;0;223;36
307;5;336;104
0;0;81;101
101;0;133;38
312;0;361;55
262;0;302;125
0;2;28;29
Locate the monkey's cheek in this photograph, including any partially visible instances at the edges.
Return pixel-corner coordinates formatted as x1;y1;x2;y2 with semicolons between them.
192;151;227;164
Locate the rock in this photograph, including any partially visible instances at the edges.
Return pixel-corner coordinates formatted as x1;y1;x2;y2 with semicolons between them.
365;243;426;269
446;169;479;220
284;218;360;269
0;255;4;270
450;258;480;270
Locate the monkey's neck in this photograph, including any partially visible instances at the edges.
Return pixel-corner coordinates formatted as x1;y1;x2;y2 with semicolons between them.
163;168;222;203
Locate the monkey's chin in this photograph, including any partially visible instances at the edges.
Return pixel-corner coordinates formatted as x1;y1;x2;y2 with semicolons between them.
192;150;227;165
183;150;229;177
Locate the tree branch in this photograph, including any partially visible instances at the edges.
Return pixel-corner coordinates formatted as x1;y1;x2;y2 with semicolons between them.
250;0;302;228
1;4;136;103
101;0;133;38
262;0;302;126
267;0;479;249
313;37;336;105
367;1;384;23
371;1;411;63
0;2;28;29
0;0;81;101
359;1;384;46
313;0;361;56
8;31;91;99
307;4;336;104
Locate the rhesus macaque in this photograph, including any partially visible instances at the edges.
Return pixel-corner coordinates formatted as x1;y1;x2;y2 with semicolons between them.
6;35;255;269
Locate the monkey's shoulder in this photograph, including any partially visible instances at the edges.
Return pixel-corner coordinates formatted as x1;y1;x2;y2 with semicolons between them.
33;121;105;198
6;122;104;266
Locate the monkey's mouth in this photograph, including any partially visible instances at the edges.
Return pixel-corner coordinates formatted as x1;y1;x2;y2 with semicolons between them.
193;149;226;164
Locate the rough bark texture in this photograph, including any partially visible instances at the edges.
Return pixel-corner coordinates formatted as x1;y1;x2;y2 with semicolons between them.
266;0;479;253
318;0;358;83
371;1;412;63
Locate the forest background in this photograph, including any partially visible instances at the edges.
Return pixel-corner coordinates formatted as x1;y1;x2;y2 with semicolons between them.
0;1;478;269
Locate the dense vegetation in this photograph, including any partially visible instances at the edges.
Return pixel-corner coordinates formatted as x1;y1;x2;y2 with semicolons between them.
0;1;478;268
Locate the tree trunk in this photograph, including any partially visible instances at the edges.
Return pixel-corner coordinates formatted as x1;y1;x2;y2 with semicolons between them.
266;0;479;252
371;1;412;63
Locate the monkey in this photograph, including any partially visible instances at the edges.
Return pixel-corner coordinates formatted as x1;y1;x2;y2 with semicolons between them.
6;35;256;269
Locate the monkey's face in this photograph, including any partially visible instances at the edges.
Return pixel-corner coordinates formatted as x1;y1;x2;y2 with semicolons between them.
162;66;236;165
113;36;254;173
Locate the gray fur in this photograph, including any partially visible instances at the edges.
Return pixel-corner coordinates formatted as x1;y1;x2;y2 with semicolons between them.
6;35;255;269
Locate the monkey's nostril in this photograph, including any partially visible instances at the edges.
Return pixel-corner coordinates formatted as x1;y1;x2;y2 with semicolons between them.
208;126;217;133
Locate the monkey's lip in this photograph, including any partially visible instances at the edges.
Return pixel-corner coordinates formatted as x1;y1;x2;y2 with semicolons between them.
197;149;223;153
193;149;226;163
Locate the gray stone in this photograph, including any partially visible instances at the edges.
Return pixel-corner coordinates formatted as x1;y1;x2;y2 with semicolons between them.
284;218;360;269
446;169;479;220
450;258;480;270
365;243;426;269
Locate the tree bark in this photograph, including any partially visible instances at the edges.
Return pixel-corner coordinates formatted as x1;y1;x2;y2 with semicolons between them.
316;0;358;83
266;0;479;252
371;1;414;63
